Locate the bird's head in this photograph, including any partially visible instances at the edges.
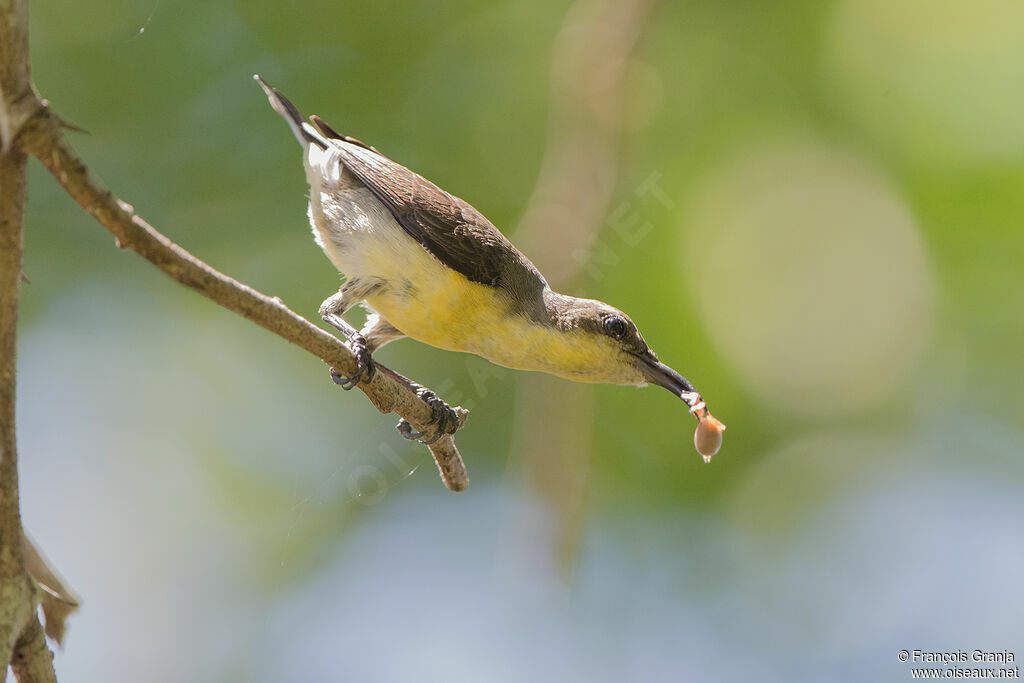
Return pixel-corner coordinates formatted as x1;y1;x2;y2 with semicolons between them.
542;292;690;394
541;291;725;460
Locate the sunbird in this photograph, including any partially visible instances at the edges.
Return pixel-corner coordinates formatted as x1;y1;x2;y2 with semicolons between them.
255;76;724;460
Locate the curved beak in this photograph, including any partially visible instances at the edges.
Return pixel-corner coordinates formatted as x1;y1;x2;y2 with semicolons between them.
638;351;694;395
637;351;704;411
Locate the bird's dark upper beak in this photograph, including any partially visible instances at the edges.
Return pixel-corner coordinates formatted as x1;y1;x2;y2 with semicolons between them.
638;351;724;460
637;350;698;399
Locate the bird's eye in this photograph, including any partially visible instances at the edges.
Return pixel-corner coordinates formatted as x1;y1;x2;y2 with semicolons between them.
604;316;628;339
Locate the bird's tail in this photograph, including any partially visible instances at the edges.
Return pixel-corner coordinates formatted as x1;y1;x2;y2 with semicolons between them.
253;75;327;150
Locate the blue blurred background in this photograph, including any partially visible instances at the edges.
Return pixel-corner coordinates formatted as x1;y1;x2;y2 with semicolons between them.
16;0;1024;680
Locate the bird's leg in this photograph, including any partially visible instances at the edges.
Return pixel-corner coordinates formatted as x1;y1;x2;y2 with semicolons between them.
320;282;377;389
373;364;462;445
359;313;406;354
357;314;459;443
322;291;456;442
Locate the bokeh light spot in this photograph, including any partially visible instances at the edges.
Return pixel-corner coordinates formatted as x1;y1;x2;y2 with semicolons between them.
825;0;1024;164
684;142;935;417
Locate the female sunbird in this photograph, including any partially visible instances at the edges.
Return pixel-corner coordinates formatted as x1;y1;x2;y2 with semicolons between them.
255;76;724;460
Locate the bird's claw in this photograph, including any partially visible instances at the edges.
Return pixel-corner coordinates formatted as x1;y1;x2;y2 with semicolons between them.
329;334;375;390
396;388;461;444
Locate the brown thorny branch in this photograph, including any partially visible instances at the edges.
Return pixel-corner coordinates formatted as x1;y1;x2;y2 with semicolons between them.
2;95;472;673
3;0;59;678
15;107;471;490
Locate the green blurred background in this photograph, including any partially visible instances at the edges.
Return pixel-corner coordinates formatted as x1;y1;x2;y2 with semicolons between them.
16;0;1024;680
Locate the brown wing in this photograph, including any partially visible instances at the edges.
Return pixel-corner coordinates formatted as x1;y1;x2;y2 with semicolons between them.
324;134;544;290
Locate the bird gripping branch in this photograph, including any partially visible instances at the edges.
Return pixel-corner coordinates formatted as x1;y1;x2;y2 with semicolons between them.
255;75;724;460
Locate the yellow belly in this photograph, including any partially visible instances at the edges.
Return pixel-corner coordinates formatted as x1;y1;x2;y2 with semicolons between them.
365;265;515;355
365;264;618;383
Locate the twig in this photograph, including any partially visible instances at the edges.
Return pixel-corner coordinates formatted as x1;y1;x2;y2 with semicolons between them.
9;617;56;683
14;105;469;492
0;112;40;683
2;0;59;679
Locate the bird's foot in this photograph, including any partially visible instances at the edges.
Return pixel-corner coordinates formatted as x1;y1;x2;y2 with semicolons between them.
328;333;375;390
396;388;461;445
